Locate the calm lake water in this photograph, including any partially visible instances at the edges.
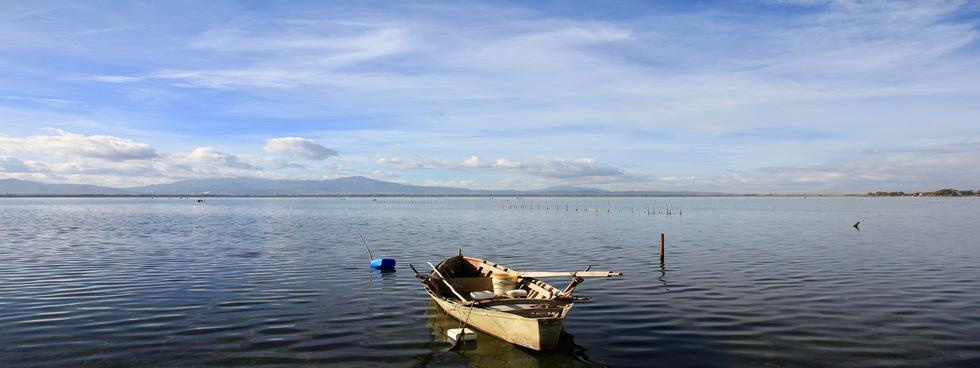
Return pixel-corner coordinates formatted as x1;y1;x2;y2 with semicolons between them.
1;197;979;367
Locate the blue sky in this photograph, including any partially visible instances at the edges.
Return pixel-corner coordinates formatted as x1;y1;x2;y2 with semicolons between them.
1;0;979;193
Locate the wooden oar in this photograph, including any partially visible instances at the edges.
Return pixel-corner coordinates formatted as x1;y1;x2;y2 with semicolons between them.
518;271;622;278
427;262;468;303
556;265;609;299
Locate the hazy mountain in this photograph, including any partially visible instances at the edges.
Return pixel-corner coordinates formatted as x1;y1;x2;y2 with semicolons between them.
611;190;733;196
127;176;476;195
0;178;131;195
1;177;478;195
1;177;733;196
528;185;611;195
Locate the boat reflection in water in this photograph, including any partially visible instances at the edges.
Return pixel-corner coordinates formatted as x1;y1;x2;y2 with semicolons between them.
415;300;603;368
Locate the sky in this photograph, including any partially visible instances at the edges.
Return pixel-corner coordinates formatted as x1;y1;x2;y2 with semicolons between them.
1;0;979;193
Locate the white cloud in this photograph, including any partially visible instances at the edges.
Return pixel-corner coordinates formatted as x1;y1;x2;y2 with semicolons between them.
373;154;626;180
174;147;255;170
462;155;483;168
128;3;975;128
3;3;980;192
639;141;980;193
0;129;158;161
90;75;143;83
373;155;476;170
94;22;412;89
374;156;424;169
758;142;980;191
423;179;478;188
493;157;624;179
422;178;531;190
1;130;379;186
493;158;522;169
189;23;410;63
658;176;696;182
264;137;338;160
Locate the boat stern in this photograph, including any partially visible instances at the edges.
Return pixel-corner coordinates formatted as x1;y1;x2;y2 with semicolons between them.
533;317;564;350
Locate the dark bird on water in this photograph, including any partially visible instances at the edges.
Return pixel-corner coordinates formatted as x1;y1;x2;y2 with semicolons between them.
853;221;860;229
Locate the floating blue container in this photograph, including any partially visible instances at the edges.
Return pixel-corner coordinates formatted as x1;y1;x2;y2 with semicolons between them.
370;258;396;269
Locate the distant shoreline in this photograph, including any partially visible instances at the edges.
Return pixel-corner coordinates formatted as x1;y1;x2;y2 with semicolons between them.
4;177;975;198
3;194;972;198
0;194;759;198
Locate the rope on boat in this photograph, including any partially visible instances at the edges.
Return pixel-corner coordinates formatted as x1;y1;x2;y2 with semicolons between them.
459;303;475;330
450;301;477;349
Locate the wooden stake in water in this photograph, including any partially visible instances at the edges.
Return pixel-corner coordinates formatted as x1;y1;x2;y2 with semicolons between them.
660;233;665;264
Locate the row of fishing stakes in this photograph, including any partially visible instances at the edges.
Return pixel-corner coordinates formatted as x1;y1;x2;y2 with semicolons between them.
499;199;682;216
372;199;434;205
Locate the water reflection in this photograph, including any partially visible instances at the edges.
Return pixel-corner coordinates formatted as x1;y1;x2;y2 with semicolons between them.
3;197;980;367
658;262;669;290
416;300;603;367
367;268;397;284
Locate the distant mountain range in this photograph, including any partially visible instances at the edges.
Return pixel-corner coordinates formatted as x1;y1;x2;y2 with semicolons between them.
0;178;131;195
0;177;731;196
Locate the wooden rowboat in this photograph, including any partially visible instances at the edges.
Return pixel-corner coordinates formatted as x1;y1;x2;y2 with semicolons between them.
410;251;621;351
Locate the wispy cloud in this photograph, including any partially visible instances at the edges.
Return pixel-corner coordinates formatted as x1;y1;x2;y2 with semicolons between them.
492;157;625;179
0;129;333;185
1;1;978;192
0;128;158;161
373;154;627;179
752;142;980;191
631;141;980;193
263;137;338;160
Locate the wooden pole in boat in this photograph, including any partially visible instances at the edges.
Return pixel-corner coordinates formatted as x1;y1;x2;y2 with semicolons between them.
660;233;665;264
427;262;468;303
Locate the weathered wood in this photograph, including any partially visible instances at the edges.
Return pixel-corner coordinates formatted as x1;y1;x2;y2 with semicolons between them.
509;307;566;316
431;293;563;350
559;264;596;297
450;277;493;292
660;233;665;263
519;271;622;278
559;275;584;297
523;281;553;299
473;298;566;307
427;262;467;302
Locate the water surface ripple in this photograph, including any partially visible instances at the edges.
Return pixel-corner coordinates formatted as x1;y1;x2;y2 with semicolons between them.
1;197;979;367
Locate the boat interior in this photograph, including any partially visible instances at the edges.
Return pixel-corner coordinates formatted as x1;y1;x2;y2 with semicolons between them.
427;256;573;318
